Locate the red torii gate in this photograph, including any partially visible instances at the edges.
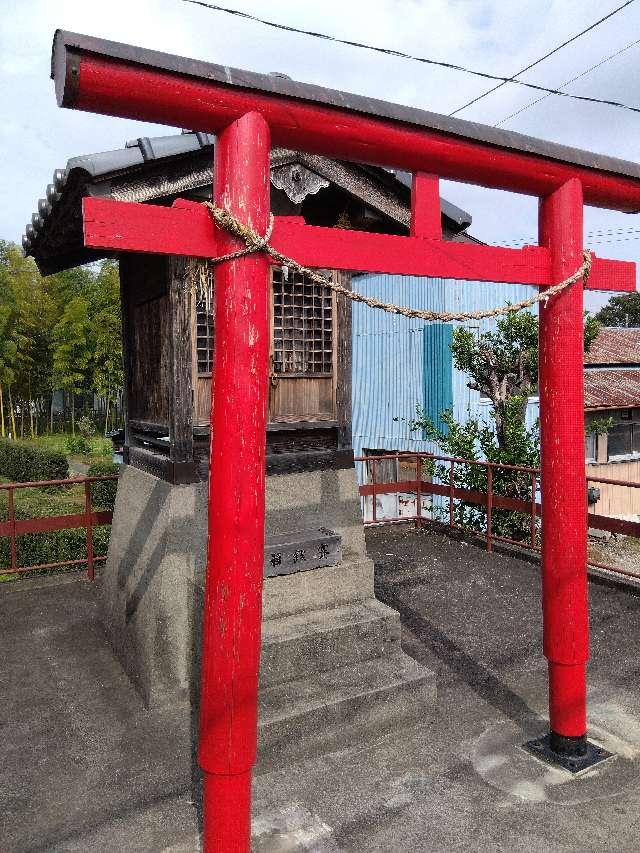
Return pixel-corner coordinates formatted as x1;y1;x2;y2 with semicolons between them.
51;30;639;851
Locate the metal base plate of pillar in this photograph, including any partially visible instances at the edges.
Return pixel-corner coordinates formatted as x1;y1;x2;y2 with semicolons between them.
522;734;613;773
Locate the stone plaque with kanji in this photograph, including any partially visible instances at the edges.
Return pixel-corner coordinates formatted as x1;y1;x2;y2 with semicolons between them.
264;528;341;577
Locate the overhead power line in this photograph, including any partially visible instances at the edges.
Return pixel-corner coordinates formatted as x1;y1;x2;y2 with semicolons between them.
494;37;640;127
496;231;640;247
180;0;640;117
448;0;636;116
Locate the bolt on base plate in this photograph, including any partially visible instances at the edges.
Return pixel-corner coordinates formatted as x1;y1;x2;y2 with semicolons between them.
522;735;613;774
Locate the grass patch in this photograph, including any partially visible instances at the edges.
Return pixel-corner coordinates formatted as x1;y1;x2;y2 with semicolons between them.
18;433;113;466
0;478;85;518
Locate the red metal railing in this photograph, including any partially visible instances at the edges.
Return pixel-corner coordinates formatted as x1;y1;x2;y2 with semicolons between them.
0;475;118;580
357;452;640;582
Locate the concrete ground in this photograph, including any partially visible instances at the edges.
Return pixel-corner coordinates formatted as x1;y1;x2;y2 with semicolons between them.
3;526;640;852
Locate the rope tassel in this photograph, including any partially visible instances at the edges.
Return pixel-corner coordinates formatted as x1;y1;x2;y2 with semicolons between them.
203;201;592;322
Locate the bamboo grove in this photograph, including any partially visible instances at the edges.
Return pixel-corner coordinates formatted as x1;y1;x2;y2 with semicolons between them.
0;241;123;437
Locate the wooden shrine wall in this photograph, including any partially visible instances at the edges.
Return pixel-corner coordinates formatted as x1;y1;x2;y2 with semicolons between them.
120;254;171;428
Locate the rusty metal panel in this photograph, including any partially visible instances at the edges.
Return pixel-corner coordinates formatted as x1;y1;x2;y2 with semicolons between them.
585;328;640;365
585;369;640;408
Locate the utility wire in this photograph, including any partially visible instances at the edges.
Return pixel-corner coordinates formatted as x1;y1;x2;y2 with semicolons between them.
449;0;636;116
495;37;640;127
180;0;640;117
497;235;640;247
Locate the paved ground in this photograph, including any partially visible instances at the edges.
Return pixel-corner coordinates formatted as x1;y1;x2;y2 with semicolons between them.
3;527;640;852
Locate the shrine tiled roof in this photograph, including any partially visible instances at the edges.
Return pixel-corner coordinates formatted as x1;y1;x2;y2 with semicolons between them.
22;132;473;275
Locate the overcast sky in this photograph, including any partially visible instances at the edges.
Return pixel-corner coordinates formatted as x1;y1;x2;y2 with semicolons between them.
2;0;640;311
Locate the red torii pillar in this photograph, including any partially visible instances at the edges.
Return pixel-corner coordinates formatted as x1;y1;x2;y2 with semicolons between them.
48;29;640;851
539;179;589;755
198;112;271;849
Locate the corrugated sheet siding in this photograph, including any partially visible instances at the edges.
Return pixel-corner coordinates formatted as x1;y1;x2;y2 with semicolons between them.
352;274;540;468
423;324;453;434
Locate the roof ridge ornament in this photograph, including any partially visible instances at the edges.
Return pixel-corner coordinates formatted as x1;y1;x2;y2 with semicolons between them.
270;162;329;204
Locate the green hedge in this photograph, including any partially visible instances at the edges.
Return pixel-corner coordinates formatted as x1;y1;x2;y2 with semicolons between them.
0;459;119;578
0;439;68;483
88;461;120;512
0;526;111;576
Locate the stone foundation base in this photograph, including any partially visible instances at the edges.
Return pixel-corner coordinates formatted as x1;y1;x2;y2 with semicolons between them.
101;461;436;764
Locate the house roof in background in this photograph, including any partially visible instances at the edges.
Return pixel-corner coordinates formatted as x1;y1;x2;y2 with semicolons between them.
22;132;474;275
585;327;640;366
585;369;640;410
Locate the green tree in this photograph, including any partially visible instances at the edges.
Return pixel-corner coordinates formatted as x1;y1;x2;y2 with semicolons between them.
594;291;640;327
410;310;599;541
0;245;23;438
449;311;599;447
411;402;539;540
0;242;56;437
52;296;92;435
0;242;124;437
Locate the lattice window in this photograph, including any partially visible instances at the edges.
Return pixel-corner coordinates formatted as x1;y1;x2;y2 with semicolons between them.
272;267;333;375
195;264;214;375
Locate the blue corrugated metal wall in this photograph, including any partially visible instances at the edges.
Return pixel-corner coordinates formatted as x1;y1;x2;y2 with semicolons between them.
352;274;540;466
422;324;453;434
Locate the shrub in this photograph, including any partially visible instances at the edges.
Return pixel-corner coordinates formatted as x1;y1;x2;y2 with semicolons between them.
0;483;113;577
66;435;92;455
0;439;68;484
88;461;120;511
0;526;112;576
90;436;114;459
410;402;540;543
77;415;97;438
66;433;113;459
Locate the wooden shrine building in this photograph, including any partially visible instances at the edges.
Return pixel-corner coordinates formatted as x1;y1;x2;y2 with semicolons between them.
23;132;475;481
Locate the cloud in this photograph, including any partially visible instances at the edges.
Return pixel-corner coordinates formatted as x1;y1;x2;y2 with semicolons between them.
3;0;640;309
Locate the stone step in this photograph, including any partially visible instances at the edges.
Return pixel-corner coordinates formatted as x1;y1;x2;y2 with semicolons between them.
259;598;401;687
257;652;436;771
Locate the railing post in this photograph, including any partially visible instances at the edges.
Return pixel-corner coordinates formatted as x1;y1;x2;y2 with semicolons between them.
8;486;17;574
449;459;455;529
486;464;493;552
415;454;422;529
84;479;94;581
530;471;537;549
371;458;378;524
538;178;589;759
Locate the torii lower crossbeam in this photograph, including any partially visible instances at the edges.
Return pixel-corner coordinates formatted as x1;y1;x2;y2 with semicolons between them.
51;29;640;853
81;196;635;291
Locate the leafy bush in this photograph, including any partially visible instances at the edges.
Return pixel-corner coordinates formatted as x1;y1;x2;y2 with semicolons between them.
65;433;113;459
88;461;120;511
0;439;68;484
66;435;91;455
0;526;111;576
0;480;112;577
411;401;540;543
77;415;97;438
90;435;114;459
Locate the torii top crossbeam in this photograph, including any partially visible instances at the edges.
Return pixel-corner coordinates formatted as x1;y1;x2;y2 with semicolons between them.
48;28;638;853
52;29;637;293
52;30;640;210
